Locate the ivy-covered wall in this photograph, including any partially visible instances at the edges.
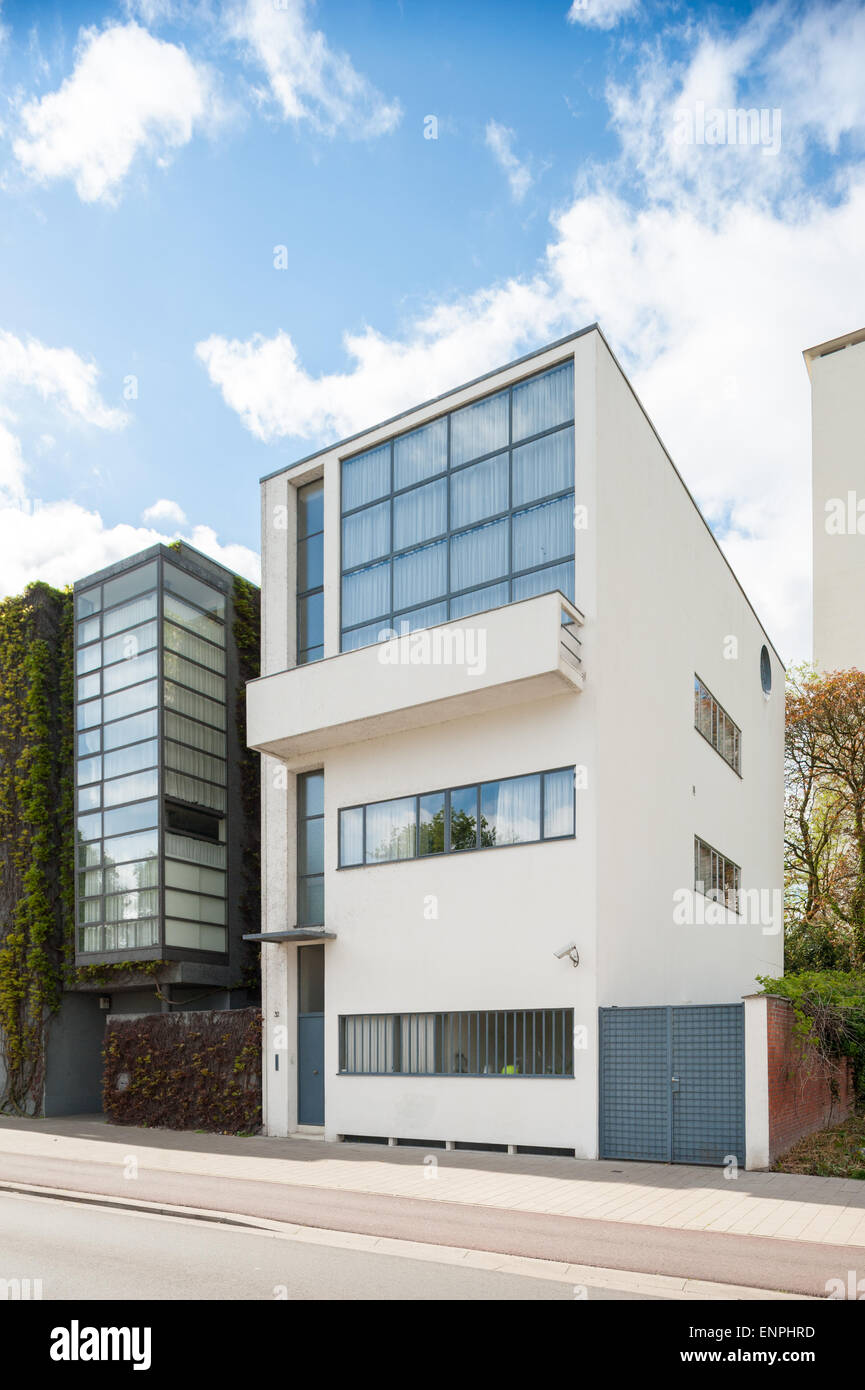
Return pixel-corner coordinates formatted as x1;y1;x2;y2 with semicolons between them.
0;582;74;1113
0;567;263;1118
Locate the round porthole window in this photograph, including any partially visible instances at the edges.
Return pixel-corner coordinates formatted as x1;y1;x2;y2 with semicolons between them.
760;644;772;696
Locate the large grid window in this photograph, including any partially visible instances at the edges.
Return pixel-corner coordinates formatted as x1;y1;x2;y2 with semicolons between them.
694;676;741;774
340;362;575;653
74;556;229;957
339;1009;574;1077
297;480;324;665
694;835;740;913
298;770;324;926
339;766;575;868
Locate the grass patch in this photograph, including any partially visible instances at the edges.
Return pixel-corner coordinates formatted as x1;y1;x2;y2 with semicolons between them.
774;1112;865;1179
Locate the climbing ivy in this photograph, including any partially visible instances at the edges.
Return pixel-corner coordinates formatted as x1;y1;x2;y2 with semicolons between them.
0;583;73;1113
232;576;261;989
0;571;263;1113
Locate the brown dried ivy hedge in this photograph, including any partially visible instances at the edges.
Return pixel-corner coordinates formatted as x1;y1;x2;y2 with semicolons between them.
103;1006;262;1132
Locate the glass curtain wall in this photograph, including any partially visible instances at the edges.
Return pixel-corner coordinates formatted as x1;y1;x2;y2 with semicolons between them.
340;361;575;652
74;554;230;957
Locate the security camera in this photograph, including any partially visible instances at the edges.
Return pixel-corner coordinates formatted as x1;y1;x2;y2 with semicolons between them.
553;942;580;967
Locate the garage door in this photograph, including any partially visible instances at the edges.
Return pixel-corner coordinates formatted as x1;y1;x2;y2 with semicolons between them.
598;1004;745;1166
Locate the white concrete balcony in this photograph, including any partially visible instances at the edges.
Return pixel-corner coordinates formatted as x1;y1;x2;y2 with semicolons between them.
247;591;585;767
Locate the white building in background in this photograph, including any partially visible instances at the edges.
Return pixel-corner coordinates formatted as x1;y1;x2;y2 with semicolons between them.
805;326;865;672
246;325;784;1167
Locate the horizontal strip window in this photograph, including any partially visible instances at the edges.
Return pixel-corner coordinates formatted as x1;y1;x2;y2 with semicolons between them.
102;592;158;639
339;1009;575;1077
103;768;159;807
163;651;225;703
102;650;158;695
164;920;227;952
103;739;158;780
106;888;159;922
103;799;158;838
339;766;575;868
163;563;226;621
103;679;158;724
165;740;226;786
102;621;157;667
165;831;226;869
164;621;226;673
165;769;226;813
165;888;226;924
103;708;158;751
694;675;741;775
105;858;159;893
164;591;225;647
102;828;158;867
164;680;226;730
77;920;159;954
102;562;158;612
164;710;226;759
694;835;740;913
165;859;225;897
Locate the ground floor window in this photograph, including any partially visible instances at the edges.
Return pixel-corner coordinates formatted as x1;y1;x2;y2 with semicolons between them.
339;1008;574;1077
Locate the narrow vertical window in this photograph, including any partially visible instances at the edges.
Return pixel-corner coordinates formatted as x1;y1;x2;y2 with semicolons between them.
298;770;324;926
297;480;324;665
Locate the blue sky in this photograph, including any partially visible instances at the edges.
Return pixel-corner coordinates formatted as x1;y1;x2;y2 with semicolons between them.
1;0;865;660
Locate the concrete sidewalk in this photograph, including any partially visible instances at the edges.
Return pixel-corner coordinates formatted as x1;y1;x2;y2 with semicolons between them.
1;1114;864;1250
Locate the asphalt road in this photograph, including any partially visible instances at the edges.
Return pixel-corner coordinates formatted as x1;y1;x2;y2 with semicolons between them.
0;1191;647;1301
0;1149;840;1296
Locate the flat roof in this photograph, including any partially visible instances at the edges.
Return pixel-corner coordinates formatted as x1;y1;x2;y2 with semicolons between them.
259;324;599;484
73;540;257;593
803;326;865;377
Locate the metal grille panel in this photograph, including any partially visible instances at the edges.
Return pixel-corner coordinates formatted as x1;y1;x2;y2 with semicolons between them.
599;1004;744;1167
672;1005;745;1166
599;1007;671;1162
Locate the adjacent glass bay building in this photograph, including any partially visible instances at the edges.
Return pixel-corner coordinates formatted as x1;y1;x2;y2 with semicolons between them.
73;543;258;985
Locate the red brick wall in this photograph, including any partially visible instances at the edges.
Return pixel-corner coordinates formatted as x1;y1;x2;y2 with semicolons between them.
767;996;855;1162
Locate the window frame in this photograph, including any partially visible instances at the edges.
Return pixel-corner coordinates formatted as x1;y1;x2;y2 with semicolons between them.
338;362;576;650
694;674;742;776
337;765;576;869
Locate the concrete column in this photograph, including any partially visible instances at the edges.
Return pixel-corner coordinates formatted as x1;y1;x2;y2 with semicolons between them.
743;993;770;1170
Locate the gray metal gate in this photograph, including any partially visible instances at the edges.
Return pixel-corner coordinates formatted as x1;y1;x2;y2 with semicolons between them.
598;1004;745;1166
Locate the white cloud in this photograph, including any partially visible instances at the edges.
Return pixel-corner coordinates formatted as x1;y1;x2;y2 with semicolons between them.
0;329;127;430
230;0;401;138
0;330;258;598
0;420;27;500
0;499;260;599
13;21;222;204
141;497;188;527
196;4;865;664
567;0;639;31
485;120;533;201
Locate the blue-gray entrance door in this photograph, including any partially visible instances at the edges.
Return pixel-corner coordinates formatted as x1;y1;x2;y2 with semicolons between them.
298;945;325;1126
598;1004;745;1166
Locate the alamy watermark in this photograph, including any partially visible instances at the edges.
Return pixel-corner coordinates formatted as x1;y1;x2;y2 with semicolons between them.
376;620;487;677
674;102;781;156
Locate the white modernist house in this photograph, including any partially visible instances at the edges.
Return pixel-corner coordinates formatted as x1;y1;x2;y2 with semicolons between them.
806;326;865;671
246;325;784;1167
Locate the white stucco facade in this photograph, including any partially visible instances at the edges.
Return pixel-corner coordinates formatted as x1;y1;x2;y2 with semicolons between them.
249;326;784;1160
806;327;865;672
